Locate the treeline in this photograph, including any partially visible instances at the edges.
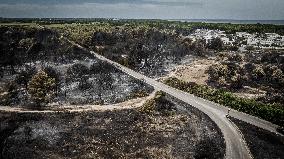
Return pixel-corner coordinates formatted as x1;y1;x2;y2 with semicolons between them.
164;77;284;127
2;18;284;35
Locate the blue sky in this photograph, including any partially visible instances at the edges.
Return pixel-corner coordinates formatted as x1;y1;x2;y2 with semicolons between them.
0;0;284;19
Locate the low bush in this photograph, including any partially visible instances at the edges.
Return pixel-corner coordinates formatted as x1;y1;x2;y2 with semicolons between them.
43;66;61;94
139;91;176;115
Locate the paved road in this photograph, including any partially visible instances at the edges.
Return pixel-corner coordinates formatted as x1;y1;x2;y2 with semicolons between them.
89;52;252;159
69;38;281;159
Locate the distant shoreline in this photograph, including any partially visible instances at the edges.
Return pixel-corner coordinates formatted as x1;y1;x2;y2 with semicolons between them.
167;19;284;25
1;17;284;25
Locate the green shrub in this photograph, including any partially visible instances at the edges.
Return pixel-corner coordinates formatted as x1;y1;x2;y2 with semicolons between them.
207;64;228;82
139;91;176;115
43;66;61;94
227;53;244;62
28;71;56;107
139;97;156;114
252;66;265;80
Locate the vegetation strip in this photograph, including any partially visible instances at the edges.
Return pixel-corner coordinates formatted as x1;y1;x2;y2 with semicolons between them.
164;77;284;127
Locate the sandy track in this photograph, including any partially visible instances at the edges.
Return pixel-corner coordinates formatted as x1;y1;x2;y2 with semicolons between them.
0;91;157;113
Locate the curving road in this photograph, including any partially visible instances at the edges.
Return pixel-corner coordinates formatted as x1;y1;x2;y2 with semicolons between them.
68;38;281;159
90;51;252;159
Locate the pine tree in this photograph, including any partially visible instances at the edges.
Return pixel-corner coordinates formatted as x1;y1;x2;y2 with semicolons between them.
28;71;56;107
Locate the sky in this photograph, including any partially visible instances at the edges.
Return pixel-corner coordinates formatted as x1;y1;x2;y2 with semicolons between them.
0;0;284;20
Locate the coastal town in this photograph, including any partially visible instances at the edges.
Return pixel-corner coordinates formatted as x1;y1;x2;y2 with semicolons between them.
187;29;284;49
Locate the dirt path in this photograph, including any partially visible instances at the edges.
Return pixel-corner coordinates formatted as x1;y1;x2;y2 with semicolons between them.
0;91;157;113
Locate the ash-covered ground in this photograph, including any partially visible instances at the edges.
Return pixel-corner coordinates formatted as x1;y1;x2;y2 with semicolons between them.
229;117;284;159
0;58;154;106
0;94;225;159
0;25;153;107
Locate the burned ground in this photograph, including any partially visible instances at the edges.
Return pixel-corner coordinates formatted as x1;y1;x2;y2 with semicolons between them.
0;95;225;159
229;117;284;159
0;59;154;106
0;26;154;107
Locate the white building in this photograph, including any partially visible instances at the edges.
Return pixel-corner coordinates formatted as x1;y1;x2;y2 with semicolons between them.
265;33;280;39
189;29;229;44
247;38;259;46
221;37;235;45
236;32;252;38
274;37;284;46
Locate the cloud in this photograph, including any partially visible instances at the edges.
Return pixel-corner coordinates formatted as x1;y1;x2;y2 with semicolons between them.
0;2;194;18
142;0;203;6
0;0;283;20
0;0;203;6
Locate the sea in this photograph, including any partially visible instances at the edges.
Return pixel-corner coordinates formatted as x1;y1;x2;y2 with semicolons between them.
168;19;284;25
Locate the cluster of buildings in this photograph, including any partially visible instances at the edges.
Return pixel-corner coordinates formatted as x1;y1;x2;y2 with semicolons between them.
187;29;235;45
186;29;284;48
243;33;284;47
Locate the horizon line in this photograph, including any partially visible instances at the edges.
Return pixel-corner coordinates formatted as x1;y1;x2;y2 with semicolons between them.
1;17;284;21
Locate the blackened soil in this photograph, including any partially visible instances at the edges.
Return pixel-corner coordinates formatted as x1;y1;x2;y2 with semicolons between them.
0;97;225;159
229;117;284;159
